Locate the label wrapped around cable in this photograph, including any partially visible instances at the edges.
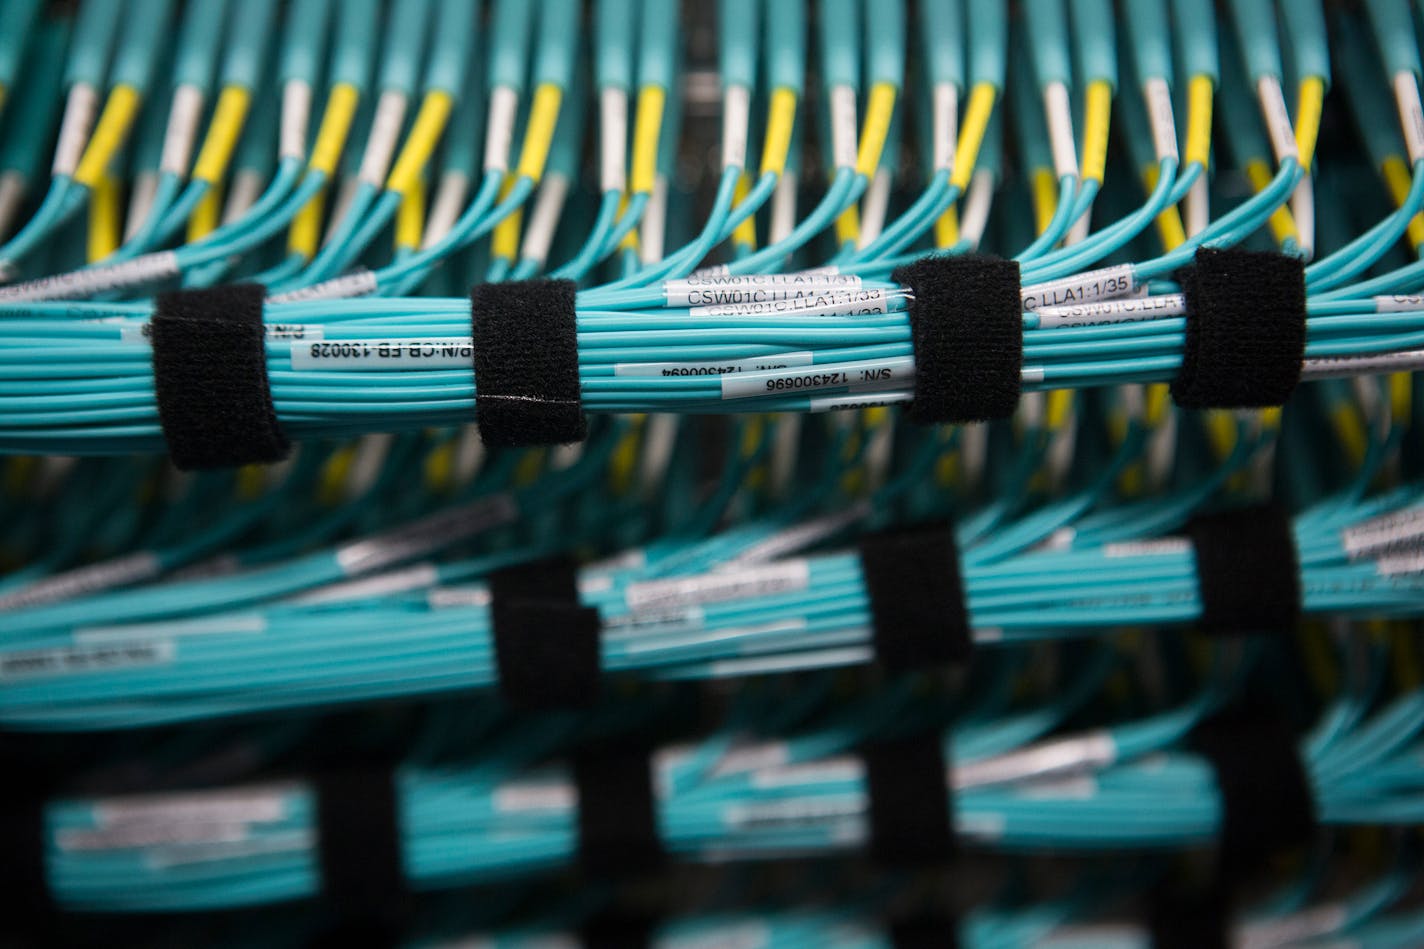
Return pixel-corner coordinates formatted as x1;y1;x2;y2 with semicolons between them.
1171;247;1306;409
150;283;291;470
857;522;973;671
489;557;602;710
470;279;587;447
891;255;1023;424
1186;503;1301;637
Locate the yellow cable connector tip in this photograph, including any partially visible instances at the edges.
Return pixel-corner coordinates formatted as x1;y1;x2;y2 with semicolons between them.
386;90;454;196
952;83;998;192
395;175;427;250
1080;80;1113;185
309;83;361;177
630;84;666;195
74;84;142;188
759;87;798;177
1294;76;1326;172
855;82;897;179
1184;75;1214;168
515;83;563;184
289;188;327;259
192;85;252;185
186;183;222;242
86;173;120;262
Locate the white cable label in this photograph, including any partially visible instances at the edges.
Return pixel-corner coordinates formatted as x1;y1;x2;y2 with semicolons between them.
722;357;914;400
960;169;995;249
334;494;518;576
721;83;751;170
1103;537;1192;558
1143;77;1179;163
1043;81;1080;180
291;337;472;370
484;85;520;173
52;82;99;177
640;174;668;264
1374;294;1424;313
1020;264;1136;311
0;252;180;302
422;170;470;248
120;322;321;342
933;82;959;172
769;170;799;244
1396;71;1424;165
829;84;858;170
290;563;440;604
808;390;912;412
268;268;378;303
0;551;162;612
160;84;205;175
519;172;570;265
1301;349;1424;379
0;639;174;682
664;273;860;307
625;560;810;611
615;352;813;377
600;86;628;193
74;613;267;644
1035;293;1185;328
691;287;890;318
358;89;408;186
93;786;290;826
1257;75;1299;164
280;79;314;162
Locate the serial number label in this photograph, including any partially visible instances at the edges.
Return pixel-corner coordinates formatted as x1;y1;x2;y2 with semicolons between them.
721;358;914;400
291;338;474;370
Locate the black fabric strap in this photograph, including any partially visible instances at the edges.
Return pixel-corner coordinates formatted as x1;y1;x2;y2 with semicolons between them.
581;914;656;949
861;734;955;866
889;915;961;949
573;744;665;877
1187;503;1301;637
1170;247;1306;409
489;557;601;710
313;768;406;919
891;255;1022;424
1189;707;1316;867
0;737;56;933
470;279;586;447
1148;876;1229;949
858;523;972;672
150;283;290;470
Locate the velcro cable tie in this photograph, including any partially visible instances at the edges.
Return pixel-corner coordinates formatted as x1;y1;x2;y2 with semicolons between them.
313;768;407;919
150;283;291;470
1189;706;1317;868
470;279;586;447
489;557;601;710
0;792;53;928
1148;876;1229;949
857;522;973;671
581;914;657;949
861;733;956;866
1171;247;1306;409
1187;503;1301;637
573;743;665;877
892;255;1023;424
889;916;961;949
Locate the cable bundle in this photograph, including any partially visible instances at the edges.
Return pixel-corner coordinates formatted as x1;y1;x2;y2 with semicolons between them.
4;2;1424;948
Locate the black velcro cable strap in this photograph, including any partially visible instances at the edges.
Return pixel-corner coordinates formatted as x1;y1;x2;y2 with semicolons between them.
581;914;656;949
0;792;53;928
470;279;586;447
1186;503;1301;637
889;916;961;949
1148;876;1228;949
857;523;972;672
861;734;955;866
573;744;665;877
313;768;406;918
150;283;290;470
1189;707;1317;868
891;255;1023;424
1170;247;1306;409
489;557;601;710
